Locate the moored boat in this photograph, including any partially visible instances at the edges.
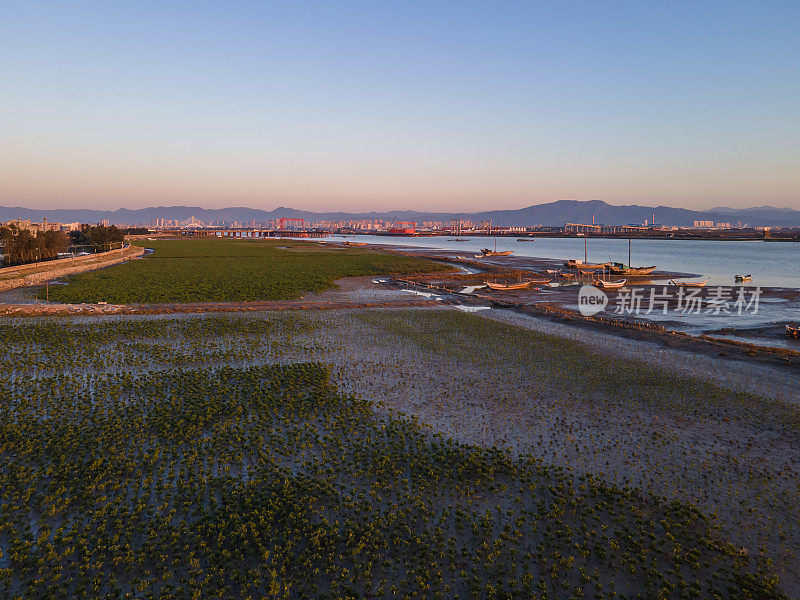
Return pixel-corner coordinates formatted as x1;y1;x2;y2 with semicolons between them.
607;262;657;276
670;279;708;288
563;259;609;270
479;248;513;257
483;276;549;290
484;280;532;291
734;274;752;281
594;278;627;289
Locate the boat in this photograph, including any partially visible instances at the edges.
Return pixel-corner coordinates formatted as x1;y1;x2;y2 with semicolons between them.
448;238;469;242
607;262;657;276
787;323;800;339
594;278;627;289
558;272;576;279
479;223;513;257
563;259;609;271
516;238;535;242
670;279;709;288
604;237;657;277
734;274;752;281
478;248;513;257
342;241;367;246
484;280;534;291
483;275;550;290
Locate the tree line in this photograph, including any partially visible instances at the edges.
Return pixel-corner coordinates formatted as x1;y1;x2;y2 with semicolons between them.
0;223;126;267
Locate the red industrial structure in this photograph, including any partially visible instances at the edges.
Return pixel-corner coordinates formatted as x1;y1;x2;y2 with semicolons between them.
384;220;417;236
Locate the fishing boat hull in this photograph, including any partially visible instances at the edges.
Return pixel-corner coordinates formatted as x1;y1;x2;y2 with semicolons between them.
480;249;513;256
563;260;609;270
607;265;657;276
594;279;627;289
484;278;549;290
484;281;532;290
670;279;708;288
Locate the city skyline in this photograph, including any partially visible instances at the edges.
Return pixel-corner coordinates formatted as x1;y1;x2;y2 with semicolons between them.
2;1;799;211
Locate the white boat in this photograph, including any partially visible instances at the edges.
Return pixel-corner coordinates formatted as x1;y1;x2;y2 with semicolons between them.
594;278;627;289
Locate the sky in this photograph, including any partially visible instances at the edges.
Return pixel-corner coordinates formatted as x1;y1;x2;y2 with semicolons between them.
1;1;798;212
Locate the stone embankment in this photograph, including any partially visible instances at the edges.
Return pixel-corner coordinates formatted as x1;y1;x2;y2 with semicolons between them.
0;245;145;292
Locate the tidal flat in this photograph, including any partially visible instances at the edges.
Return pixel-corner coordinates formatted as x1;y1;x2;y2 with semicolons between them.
0;308;797;598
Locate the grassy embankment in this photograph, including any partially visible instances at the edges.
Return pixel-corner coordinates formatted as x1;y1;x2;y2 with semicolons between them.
50;238;448;303
0;312;792;599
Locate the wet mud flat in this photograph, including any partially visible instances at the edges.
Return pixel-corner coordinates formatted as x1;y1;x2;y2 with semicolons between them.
3;307;798;595
376;244;800;356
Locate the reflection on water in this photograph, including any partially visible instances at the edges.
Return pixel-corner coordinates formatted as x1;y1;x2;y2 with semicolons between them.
564;289;800;349
348;235;800;289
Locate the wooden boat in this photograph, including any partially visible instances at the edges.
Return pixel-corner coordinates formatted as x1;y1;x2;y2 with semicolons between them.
342;241;367;246
670;279;709;288
484;280;533;291
594;278;627;289
563;259;609;271
558;272;576;279
484;276;549;290
545;269;559;274
734;274;752;281
607;262;657;276
479;248;513;257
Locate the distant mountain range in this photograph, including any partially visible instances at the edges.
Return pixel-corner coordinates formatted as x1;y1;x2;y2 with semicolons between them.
2;200;800;227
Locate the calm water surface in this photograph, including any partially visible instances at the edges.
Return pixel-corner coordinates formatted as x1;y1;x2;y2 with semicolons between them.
343;235;800;289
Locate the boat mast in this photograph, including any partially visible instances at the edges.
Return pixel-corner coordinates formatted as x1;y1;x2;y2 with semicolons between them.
584;234;588;263
628;234;631;268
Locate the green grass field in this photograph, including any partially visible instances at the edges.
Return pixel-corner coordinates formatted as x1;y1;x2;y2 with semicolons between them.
49;238;448;303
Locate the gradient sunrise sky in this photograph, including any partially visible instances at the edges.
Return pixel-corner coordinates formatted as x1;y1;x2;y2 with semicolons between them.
1;1;798;211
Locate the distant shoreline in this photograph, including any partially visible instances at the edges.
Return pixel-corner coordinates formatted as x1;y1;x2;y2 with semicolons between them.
366;232;797;242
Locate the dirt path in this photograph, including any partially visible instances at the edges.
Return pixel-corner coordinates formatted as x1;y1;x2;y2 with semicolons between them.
0;297;438;316
0;245;145;292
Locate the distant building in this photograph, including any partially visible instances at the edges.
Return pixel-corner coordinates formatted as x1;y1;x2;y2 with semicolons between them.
1;218;62;234
564;222;601;233
693;220;714;228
